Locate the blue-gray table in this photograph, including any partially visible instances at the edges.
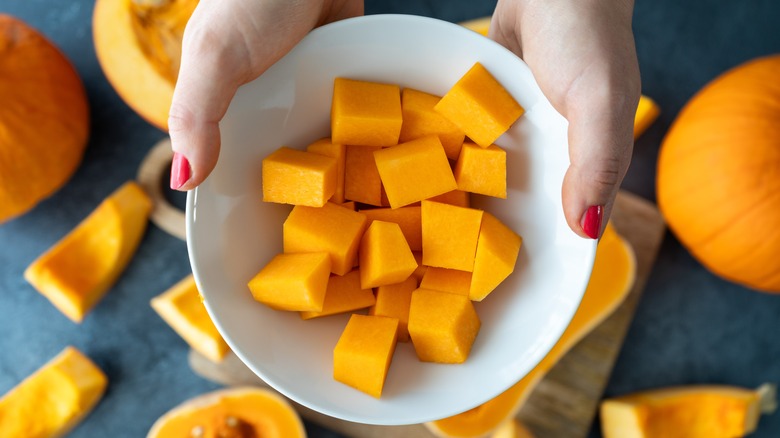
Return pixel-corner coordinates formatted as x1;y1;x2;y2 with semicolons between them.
1;1;779;437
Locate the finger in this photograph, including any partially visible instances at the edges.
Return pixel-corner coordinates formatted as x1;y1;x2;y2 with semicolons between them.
561;74;638;239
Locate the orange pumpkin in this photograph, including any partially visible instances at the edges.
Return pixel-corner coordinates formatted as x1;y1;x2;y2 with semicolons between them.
657;55;780;293
0;15;89;223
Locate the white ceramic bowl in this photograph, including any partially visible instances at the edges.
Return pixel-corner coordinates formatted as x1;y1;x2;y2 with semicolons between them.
187;14;596;426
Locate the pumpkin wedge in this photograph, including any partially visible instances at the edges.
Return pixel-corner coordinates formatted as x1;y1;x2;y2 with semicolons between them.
147;387;306;438
425;223;636;437
25;181;152;323
151;274;230;363
600;383;777;438
0;346;108;438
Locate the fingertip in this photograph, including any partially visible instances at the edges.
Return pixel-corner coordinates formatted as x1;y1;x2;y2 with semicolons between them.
168;114;221;191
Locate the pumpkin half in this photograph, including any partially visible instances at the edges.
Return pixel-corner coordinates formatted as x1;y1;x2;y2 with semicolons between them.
93;0;198;130
426;223;636;437
0;14;89;223
147;387;306;438
657;55;780;292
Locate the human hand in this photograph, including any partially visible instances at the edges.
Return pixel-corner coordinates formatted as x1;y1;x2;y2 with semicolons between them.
490;0;640;239
168;0;363;191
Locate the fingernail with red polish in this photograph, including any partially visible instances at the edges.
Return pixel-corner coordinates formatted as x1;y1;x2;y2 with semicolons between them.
581;205;603;239
170;152;191;190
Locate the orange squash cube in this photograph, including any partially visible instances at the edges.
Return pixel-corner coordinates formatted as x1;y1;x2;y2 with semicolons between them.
434;63;525;148
408;288;481;364
428;189;471;208
369;277;417;342
300;270;376;320
420;267;472;297
306;138;346;203
331;78;402;147
338;201;356;211
400;88;465;160
374;135;457;208
344;145;383;206
283;203;368;276
262;147;337;207
470;213;523;301
359;220;418;289
247;252;331;312
421;200;484;272
359;206;422;251
454;142;507;199
333;314;399;398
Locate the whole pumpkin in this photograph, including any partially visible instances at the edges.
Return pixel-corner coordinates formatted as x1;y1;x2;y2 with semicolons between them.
0;15;89;223
657;55;780;293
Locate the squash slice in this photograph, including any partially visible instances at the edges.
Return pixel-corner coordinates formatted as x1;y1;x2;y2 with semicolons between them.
25;181;152;322
151;274;230;363
0;346;108;438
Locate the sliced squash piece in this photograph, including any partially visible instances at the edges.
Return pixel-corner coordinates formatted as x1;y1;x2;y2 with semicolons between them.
600;383;777;438
0;346;108;438
151;274;230;363
24;181;152;323
147;387;306;438
491;420;536;438
426;223;636;437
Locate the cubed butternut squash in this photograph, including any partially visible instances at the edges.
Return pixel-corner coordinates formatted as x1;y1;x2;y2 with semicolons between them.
306;138;346;203
400;88;465;160
345;145;384;206
247;252;331;312
333;314;399;398
420;267;472;297
283;202;368;276
408;288;481;364
359;221;418;289
411;251;427;283
262;146;337;207
331;78;402;147
300;269;376;320
370;276;417;342
374;135;457;208
428;189;471;208
470;213;522;301
421;200;484;272
359;206;422;251
434;62;524;148
454;142;507;199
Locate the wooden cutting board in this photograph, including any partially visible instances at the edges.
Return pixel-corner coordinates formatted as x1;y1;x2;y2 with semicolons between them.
189;190;666;438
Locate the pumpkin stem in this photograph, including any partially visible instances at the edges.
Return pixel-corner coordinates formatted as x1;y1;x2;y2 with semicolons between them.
757;383;777;414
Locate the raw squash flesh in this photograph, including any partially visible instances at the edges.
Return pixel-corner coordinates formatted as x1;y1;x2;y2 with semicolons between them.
24;181;152;323
150;274;230;363
93;0;198;130
426;223;636;437
147;387;306;438
0;346;108;438
600;383;777;438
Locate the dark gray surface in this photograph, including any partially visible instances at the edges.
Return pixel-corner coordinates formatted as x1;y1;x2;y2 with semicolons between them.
0;1;778;437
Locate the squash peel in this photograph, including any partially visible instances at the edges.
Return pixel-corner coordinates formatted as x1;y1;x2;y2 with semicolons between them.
0;346;108;438
151;274;230;363
24;181;152;323
600;382;777;438
425;222;636;437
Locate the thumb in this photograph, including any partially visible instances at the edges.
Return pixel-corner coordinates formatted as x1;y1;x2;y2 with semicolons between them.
167;3;247;191
561;86;637;239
